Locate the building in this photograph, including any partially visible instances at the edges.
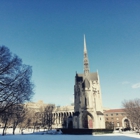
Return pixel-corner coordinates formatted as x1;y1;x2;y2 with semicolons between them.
25;100;74;128
22;37;131;130
25;100;48;112
104;109;131;130
73;35;105;129
28;36;105;129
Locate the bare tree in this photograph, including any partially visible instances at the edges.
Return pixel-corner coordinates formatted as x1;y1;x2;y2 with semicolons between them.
0;46;34;114
19;118;31;134
44;104;55;131
0;106;13;135
18;108;32;134
122;98;140;133
11;104;29;135
32;111;41;133
39;106;46;130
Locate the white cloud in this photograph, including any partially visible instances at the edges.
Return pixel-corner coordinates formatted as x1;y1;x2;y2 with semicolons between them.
132;83;140;89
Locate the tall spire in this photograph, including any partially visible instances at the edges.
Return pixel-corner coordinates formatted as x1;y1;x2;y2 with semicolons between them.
83;35;90;76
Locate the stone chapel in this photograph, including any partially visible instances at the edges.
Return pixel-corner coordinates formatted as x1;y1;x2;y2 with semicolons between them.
73;35;105;129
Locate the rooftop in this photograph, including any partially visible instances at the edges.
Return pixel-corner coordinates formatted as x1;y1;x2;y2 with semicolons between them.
104;108;125;113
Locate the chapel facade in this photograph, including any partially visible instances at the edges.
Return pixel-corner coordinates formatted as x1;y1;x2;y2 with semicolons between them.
73;35;105;129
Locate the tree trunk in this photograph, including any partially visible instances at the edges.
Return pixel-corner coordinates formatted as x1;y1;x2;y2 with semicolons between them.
13;127;16;135
2;119;8;136
12;122;15;135
12;121;18;135
33;121;37;133
21;129;23;134
2;127;6;136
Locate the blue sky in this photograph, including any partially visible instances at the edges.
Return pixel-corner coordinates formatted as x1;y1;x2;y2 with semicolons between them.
0;0;140;108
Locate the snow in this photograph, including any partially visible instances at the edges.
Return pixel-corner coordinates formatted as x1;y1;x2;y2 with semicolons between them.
0;128;140;140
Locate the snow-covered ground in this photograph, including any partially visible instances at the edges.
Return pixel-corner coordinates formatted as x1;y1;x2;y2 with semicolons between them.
0;128;140;140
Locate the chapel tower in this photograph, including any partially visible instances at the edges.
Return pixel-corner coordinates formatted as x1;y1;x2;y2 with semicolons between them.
73;35;105;129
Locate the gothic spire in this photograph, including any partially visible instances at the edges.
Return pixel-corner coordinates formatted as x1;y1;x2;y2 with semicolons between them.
83;35;90;76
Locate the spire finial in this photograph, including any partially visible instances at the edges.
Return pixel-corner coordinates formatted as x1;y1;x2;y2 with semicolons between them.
83;35;90;76
84;34;87;52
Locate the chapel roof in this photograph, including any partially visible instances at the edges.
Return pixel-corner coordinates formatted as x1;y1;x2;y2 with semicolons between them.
76;72;98;82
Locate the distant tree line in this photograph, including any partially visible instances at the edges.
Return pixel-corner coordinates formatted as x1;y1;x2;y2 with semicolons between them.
0;103;57;135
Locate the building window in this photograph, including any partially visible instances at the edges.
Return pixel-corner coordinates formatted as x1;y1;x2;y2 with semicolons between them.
116;118;119;120
106;114;108;116
116;113;118;115
111;118;113;120
85;98;87;106
111;114;113;116
106;118;108;120
117;122;119;127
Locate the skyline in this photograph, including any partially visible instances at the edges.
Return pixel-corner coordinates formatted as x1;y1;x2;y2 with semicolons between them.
0;0;140;108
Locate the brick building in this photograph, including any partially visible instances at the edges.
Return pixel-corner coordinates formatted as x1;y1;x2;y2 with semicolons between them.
104;109;131;129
